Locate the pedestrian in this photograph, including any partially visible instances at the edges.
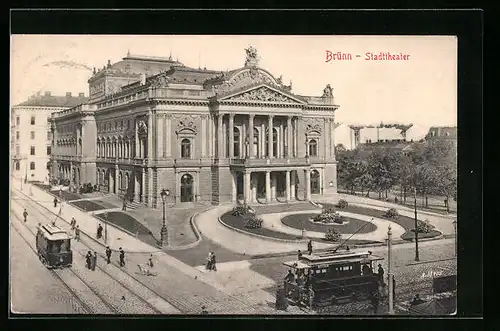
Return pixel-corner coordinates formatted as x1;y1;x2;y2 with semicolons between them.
392;277;396;302
75;225;80;241
210;252;217;271
206;252;213;270
70;217;76;230
444;197;448;208
23;209;28;222
307;240;313;255
105;246;112;264
119;247;125;267
97;224;103;239
148;254;154;268
395;196;398;204
85;251;92;269
297;250;303;259
377;264;385;285
345;245;350;252
53;197;58;208
122;199;127;211
91;252;97;271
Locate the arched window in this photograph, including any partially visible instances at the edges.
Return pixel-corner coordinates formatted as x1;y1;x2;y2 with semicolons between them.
253;128;259;157
272;128;278;157
233;128;240;157
308;139;318;157
181;138;191;158
15;161;20;171
311;170;320;194
180;173;194;202
30;161;35;170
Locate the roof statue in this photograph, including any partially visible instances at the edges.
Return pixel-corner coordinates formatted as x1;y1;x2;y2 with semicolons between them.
276;75;283;84
322;84;333;98
140;73;146;85
244;46;259;67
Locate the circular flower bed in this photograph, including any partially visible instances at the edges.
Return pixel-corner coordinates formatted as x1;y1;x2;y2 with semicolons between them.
282;213;377;234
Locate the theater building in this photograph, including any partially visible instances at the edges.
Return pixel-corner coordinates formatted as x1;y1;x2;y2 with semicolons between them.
50;47;340;207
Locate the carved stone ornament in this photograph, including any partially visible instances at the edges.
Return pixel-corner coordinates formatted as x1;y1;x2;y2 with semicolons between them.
244;46;259;67
228;87;296;103
322;84;333;98
305;123;323;134
151;74;170;88
176;117;197;133
138;120;148;135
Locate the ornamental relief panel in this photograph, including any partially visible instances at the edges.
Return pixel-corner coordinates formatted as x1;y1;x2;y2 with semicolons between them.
303;117;324;135
227;87;296;103
212;69;276;94
175;115;199;134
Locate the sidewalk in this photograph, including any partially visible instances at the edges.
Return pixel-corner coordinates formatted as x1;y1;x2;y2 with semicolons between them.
260;210;406;241
12;181;158;254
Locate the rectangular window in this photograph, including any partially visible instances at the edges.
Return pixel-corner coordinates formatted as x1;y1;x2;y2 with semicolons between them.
47;131;52;141
16;145;20;155
16;131;20;140
46;146;51;155
16;116;20;125
31;116;36;125
31;131;35;139
30;146;36;155
30;162;35;170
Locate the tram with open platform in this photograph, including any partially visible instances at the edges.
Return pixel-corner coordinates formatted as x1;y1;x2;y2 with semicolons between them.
35;223;73;269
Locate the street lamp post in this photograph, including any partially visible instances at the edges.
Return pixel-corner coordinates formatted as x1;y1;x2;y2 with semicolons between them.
387;225;394;314
160;189;170;247
453;220;457;257
414;187;420;261
103;212;108;244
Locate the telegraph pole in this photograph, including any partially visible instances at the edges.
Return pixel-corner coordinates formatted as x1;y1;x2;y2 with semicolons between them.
414;187;420;261
387;225;394;314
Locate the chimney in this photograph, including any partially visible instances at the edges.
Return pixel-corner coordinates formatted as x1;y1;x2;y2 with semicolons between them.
66;92;72;97
107;60;111;68
78;92;85;97
45;91;51;96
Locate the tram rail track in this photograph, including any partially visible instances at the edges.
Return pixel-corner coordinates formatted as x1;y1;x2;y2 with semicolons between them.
11;195;167;314
10;213;115;314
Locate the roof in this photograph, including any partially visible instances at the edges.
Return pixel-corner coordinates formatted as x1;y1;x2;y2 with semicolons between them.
283;251;384;268
16;94;89;108
38;223;71;240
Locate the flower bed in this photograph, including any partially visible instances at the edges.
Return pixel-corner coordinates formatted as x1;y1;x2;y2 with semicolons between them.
281;213;377;234
70;200;107;212
319;203;442;240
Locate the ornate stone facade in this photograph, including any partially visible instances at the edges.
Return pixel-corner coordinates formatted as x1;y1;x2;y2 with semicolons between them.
50;49;340;207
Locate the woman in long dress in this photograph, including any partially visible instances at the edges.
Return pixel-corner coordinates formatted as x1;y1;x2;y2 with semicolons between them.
205;252;213;270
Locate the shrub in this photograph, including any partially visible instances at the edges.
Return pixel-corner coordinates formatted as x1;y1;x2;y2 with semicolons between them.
383;208;399;219
232;204;251;216
245;216;263;229
313;210;344;224
337;199;349;209
324;228;342;242
412;220;435;234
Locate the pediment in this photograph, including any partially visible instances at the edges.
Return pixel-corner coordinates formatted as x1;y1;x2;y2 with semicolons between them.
220;85;305;105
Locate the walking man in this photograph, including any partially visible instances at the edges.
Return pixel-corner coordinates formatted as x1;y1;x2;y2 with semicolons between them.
75;225;81;241
91;252;97;271
377;264;385;286
297;250;303;259
307;240;313;255
119;247;125;267
210;252;217;271
97;224;103;239
85;251;92;269
70;217;76;230
53;197;58;208
122;198;127;211
105;246;112;264
148;254;154;268
23;209;28;223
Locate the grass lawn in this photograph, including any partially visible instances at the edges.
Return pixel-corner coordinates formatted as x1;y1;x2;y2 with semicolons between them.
32;183;51;191
95;212;158;247
221;212;380;245
281;213;377;234
70;200;107;212
320;203;442;240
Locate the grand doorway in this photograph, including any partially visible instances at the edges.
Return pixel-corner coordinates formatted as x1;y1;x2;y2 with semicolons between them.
180;173;194;202
311;170;321;194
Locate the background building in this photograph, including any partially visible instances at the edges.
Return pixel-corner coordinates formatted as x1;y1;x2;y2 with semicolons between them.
10;92;88;182
50;47;340;207
425;126;457;149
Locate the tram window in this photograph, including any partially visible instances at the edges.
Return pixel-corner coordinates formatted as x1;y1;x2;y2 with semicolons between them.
60;240;69;252
322;269;327;273
52;241;62;254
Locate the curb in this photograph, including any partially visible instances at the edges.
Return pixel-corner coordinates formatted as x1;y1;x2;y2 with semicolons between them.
13;187;161;254
162;206;215;251
218;214;307;244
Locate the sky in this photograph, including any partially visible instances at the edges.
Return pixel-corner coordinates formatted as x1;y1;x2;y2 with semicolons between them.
10;35;457;145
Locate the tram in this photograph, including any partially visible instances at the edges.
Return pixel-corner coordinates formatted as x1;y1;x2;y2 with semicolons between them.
282;250;384;308
35;223;73;269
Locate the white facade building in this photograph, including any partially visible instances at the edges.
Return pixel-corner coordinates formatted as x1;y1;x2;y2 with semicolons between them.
11;92;88;182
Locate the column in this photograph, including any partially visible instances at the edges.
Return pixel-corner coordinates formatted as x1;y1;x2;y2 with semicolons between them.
330;119;336;160
268;115;274;158
109;169;114;193
135;121;140;158
217;114;223;158
229;114;234;158
285;170;291;202
248;114;254;158
295;117;299;157
279;122;283;158
134;172;140;202
265;171;271;203
291;170;296;200
141;167;146;203
287;116;292;158
201;116;206;157
166;115;171;157
305;169;311;201
260;123;265;158
271;175;277;200
252;176;257;203
147;110;153;159
231;172;237;203
324;118;330;159
244;171;251;205
115;164;119;194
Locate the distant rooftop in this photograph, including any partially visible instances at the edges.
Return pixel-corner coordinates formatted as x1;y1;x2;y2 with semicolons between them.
15;91;88;108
